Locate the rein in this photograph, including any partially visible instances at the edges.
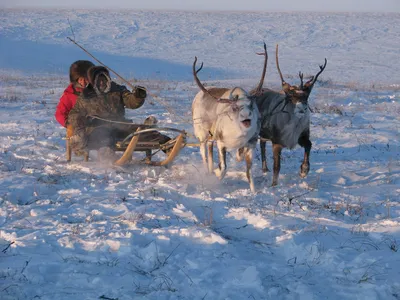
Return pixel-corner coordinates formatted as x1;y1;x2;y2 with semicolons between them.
267;98;289;117
87;115;193;139
260;98;290;127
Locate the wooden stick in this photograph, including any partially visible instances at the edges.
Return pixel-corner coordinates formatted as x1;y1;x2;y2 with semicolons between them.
148;134;184;166
113;128;142;166
67;36;135;90
67;36;190;123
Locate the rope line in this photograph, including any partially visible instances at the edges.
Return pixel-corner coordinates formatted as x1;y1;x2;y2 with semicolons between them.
67;36;191;125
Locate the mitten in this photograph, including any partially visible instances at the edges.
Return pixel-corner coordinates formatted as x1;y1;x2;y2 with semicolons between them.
133;86;147;99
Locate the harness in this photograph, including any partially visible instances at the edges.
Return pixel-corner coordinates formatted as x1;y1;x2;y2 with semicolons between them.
261;98;290;125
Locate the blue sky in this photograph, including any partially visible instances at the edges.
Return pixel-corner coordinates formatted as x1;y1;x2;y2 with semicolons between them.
2;0;399;12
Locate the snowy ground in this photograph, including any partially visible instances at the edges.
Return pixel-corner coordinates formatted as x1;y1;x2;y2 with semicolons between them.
0;9;400;300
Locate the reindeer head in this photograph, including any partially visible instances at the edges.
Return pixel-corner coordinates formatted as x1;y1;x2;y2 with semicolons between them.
192;43;267;129
193;57;255;129
223;87;257;129
275;44;327;115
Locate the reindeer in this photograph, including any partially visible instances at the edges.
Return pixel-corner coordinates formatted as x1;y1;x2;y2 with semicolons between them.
191;44;268;192
255;44;327;186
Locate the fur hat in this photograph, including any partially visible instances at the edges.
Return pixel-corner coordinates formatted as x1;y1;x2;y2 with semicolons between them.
87;66;112;95
69;60;95;83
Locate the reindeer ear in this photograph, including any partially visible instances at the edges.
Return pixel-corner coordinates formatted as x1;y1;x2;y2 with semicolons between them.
302;79;314;91
282;82;291;93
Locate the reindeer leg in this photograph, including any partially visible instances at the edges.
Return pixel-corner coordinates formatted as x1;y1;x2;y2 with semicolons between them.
244;147;255;193
199;141;208;171
272;143;283;186
207;140;214;173
214;144;227;180
298;133;312;178
260;139;270;173
236;147;244;162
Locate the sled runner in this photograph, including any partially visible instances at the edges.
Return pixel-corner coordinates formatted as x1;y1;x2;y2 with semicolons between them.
66;124;187;166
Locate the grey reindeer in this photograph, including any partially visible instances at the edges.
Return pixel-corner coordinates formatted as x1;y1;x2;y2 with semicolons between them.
255;44;327;186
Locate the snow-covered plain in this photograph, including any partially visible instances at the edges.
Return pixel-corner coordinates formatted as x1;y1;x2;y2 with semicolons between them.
0;9;399;300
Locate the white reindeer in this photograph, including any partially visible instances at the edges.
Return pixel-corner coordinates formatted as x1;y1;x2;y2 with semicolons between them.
255;44;327;186
191;45;267;192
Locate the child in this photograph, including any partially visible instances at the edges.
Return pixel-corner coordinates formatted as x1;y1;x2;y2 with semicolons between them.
55;60;95;127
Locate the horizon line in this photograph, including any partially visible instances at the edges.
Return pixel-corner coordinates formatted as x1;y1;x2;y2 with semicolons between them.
0;6;398;14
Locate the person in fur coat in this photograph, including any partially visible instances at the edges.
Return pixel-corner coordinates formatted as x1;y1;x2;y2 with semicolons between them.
55;60;95;127
67;65;170;160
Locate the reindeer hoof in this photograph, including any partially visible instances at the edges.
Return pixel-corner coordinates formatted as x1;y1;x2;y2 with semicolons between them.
214;168;226;180
271;174;279;186
236;148;244;162
300;164;309;178
236;154;244;162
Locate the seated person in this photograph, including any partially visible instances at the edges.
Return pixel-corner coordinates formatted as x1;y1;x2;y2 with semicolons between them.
67;65;170;161
55;60;95;127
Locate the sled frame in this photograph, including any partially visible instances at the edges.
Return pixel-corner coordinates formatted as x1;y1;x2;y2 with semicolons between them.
66;125;187;166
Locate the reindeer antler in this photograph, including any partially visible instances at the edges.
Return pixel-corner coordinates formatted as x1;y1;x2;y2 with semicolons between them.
305;58;328;87
275;44;285;85
299;71;304;89
275;44;292;92
193;57;240;104
252;42;268;96
193;57;208;95
193;57;221;101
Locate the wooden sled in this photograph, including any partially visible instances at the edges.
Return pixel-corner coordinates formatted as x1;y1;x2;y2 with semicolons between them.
66;125;187;167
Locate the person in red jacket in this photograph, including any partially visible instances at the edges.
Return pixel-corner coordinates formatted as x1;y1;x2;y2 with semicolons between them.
55;60;95;127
